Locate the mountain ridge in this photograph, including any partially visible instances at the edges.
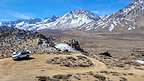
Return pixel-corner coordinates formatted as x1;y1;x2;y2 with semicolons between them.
81;0;144;32
0;9;100;31
0;0;144;32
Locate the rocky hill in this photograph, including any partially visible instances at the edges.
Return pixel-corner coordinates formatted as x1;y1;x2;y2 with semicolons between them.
0;26;56;58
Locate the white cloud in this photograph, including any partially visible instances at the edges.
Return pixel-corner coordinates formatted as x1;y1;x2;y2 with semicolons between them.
92;10;99;14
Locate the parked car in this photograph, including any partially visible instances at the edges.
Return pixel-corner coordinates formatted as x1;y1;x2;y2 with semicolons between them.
11;50;31;60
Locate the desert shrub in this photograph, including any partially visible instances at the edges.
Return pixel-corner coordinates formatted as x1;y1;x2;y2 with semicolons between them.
53;74;72;80
47;56;94;67
93;74;106;81
119;77;127;81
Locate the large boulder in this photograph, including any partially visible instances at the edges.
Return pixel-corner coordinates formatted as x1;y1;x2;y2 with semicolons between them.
67;39;84;52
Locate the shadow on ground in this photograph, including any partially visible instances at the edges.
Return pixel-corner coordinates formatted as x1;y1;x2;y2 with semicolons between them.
13;57;35;61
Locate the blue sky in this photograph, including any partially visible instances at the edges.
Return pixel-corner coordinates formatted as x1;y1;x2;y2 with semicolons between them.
0;0;132;21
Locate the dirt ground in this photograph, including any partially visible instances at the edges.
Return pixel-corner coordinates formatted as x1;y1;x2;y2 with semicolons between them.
0;53;144;81
0;53;105;81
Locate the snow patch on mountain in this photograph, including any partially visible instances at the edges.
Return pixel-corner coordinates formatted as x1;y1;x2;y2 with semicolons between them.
0;22;2;26
109;24;114;31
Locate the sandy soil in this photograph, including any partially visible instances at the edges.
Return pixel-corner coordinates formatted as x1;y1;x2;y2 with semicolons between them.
0;53;106;81
0;53;144;81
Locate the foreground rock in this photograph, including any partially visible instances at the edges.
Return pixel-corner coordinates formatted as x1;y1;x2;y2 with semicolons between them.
67;39;85;52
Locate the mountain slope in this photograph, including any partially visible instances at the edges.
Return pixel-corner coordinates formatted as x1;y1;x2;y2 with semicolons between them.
1;18;42;30
82;0;144;32
0;16;59;31
36;9;100;30
0;9;100;31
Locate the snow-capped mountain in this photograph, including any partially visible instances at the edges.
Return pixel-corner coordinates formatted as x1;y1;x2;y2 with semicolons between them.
2;0;143;32
82;0;144;32
36;9;100;30
1;18;42;30
2;18;42;26
1;9;100;31
42;15;60;23
0;16;59;31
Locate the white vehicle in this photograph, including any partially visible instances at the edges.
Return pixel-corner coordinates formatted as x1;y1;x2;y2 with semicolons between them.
11;50;31;60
